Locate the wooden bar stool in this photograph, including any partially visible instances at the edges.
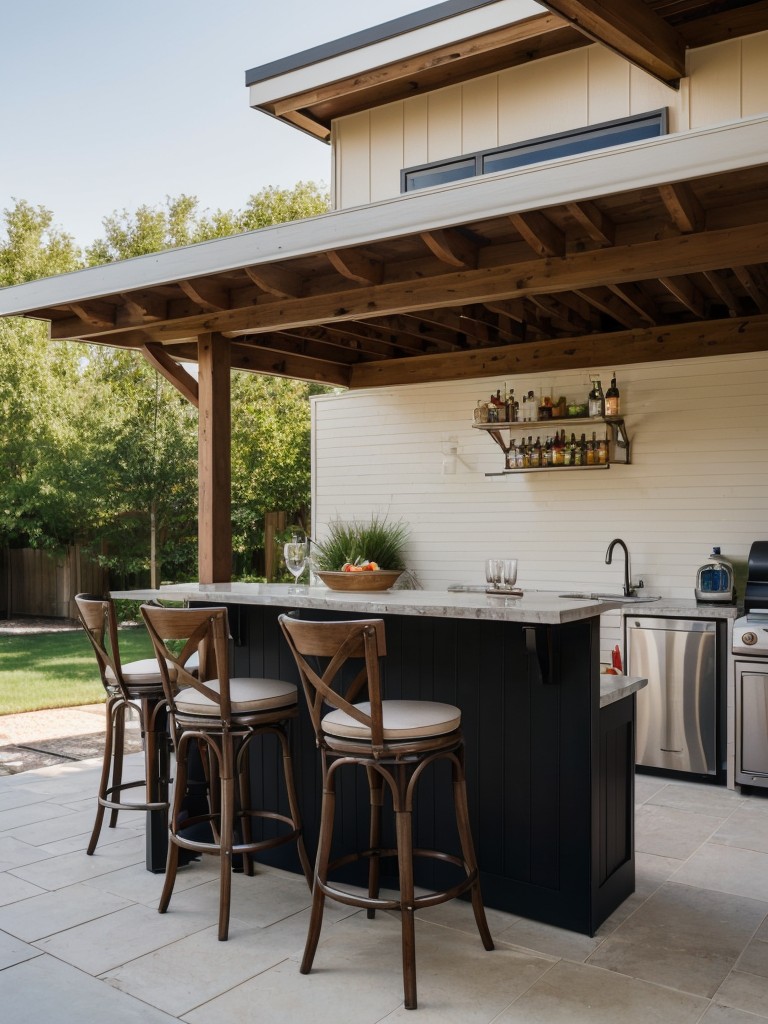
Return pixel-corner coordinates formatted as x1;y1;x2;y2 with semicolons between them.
141;604;312;941
279;613;493;1010
75;594;173;858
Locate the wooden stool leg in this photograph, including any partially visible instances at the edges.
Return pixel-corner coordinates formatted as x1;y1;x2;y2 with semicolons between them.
278;725;313;888
395;799;417;1011
108;703;126;829
87;695;116;855
366;766;384;918
452;754;494;952
159;733;189;915
301;756;334;975
218;737;234;941
237;736;254;878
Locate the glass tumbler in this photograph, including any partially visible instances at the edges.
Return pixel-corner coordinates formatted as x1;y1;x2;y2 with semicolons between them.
503;559;518;587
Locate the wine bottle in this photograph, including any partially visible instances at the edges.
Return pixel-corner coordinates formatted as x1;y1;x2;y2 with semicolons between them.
605;374;620;416
588;378;605;417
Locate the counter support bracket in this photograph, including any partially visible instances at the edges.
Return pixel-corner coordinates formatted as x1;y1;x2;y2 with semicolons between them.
525;625;556;685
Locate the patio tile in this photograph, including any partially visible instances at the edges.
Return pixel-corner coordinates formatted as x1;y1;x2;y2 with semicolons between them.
0;881;133;941
644;780;746;818
713;970;768;1018
0;928;41;969
736;935;768;978
8;833;144;889
493;914;604;962
672;843;768;903
83;857;222;905
700;1005;768;1023
586;882;768;998
0;872;46;906
0;799;78;832
711;808;768;855
39;823;144;856
101;913;311;1017
0;954;180;1024
0;835;60;867
492;960;709;1024
634;776;670;804
635;803;724;860
34;899;213;974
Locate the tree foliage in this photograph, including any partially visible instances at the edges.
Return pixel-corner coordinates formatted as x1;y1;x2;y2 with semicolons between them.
0;182;331;584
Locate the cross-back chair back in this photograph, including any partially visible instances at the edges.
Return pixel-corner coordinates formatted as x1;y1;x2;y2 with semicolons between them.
280;616;388;753
140;605;231;724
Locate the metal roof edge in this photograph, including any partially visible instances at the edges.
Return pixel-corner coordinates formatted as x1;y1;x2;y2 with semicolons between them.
2;115;767;317
244;0;498;86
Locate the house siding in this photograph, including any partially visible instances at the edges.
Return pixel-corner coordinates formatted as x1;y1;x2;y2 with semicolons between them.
311;351;768;664
332;33;768;208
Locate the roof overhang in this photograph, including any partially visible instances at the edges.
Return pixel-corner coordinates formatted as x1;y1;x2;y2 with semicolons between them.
246;1;768;141
2;115;768;389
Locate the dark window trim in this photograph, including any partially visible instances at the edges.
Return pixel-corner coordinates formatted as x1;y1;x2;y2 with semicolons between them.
401;109;668;193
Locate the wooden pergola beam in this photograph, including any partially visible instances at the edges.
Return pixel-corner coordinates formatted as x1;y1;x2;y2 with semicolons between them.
349;313;768;388
538;1;686;84
197;333;231;584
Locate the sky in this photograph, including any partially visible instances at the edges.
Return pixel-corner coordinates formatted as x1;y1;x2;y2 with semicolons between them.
0;0;433;249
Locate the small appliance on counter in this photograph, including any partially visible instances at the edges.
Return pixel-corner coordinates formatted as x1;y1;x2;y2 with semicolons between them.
733;541;768;790
695;547;735;603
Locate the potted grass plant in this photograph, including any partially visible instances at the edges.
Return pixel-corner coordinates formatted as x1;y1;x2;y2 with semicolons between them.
311;515;410;590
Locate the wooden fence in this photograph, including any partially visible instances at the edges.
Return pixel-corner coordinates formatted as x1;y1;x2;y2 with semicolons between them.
1;545;106;620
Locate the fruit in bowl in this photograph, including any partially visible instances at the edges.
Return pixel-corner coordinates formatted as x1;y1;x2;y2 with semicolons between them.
342;560;379;572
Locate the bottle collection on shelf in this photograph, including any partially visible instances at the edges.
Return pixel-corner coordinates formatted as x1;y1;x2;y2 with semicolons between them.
472;374;625;472
473;374;620;425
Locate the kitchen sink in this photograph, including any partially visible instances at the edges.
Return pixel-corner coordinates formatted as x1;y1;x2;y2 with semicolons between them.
559;592;660;603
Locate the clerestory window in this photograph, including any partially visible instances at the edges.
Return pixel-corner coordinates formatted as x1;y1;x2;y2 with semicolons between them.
401;109;668;193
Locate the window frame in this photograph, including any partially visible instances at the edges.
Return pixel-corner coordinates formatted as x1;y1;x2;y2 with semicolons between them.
401;108;668;194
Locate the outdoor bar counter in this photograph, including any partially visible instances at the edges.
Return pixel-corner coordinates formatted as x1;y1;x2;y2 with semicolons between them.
113;582;646;935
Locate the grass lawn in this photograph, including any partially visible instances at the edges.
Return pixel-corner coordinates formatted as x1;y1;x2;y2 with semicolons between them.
0;627;156;715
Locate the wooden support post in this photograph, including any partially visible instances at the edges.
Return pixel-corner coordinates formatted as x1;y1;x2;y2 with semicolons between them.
197;333;232;583
264;511;287;582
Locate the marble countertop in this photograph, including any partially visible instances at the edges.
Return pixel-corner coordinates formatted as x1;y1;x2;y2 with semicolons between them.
617;598;741;620
111;581;626;625
599;675;647;707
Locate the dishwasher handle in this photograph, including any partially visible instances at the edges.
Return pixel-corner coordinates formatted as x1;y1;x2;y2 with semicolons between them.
626;617;716;633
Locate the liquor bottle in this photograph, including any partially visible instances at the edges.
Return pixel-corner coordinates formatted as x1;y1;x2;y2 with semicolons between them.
530;436;541;468
553;430;565;466
588;378;605;417
605;373;620;416
506;388;516;423
598;436;608;465
574;433;583;466
506;439;517;470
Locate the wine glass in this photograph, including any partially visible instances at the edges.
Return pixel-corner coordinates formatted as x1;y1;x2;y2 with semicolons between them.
284;537;308;591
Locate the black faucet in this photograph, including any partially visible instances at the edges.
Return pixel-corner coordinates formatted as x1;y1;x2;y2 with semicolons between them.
605;538;633;597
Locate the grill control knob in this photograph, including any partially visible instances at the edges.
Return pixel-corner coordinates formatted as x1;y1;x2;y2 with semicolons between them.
741;632;758;646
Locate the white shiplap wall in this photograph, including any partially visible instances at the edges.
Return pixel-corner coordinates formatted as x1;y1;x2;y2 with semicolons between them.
311;351;768;662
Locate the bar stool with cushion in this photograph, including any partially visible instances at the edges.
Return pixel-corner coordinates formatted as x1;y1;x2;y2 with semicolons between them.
278;613;493;1010
141;603;312;941
74;593;178;857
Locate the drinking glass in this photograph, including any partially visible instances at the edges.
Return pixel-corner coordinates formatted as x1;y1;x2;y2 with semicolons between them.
485;558;503;589
284;538;308;591
503;559;518;588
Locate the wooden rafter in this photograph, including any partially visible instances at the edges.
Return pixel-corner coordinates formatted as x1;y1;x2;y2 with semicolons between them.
702;271;740;317
658;183;705;234
538;0;686;84
659;276;709;318
48;220;764;346
566;201;615;246
509;211;566;258
420;229;479;268
244;264;304;298
326;248;383;286
178;278;229;313
68;301;116;329
732;265;768;313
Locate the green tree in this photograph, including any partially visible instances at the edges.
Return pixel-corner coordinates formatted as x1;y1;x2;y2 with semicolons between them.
1;182;332;583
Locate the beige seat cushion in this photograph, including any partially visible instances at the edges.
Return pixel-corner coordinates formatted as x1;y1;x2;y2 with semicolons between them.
174;677;297;715
106;658;167;689
322;700;461;741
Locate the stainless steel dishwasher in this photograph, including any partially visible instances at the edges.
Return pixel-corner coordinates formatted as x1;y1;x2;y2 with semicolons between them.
625;616;718;776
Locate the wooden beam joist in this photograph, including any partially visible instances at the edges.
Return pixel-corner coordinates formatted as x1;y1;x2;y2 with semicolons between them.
178;278;229;313
537;0;686;84
326;248;383;286
566;200;615;247
349;313;768;389
509;211;566;258
733;265;768;314
420;229;479;268
659;275;709;318
119;291;167;323
703;271;740;317
228;339;351;386
658;183;705;234
140;343;200;407
244;264;304;298
68;300;116;329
